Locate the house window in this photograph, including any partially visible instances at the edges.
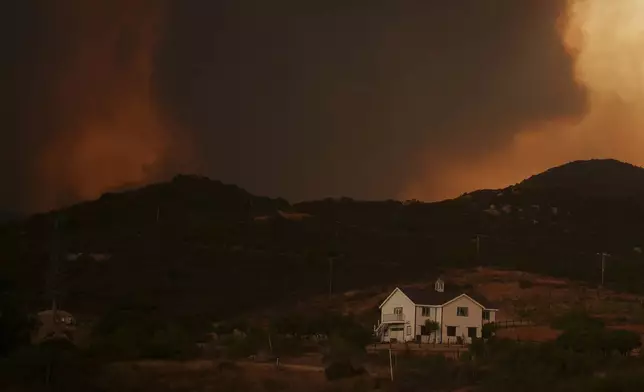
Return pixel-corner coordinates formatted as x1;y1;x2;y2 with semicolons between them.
393;307;403;314
406;326;412;336
447;326;456;337
483;310;491;321
468;327;477;338
457;307;469;317
421;306;431;317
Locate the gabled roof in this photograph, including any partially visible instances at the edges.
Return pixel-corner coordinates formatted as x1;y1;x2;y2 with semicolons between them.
378;287;413;309
441;293;499;310
381;286;498;310
402;287;460;306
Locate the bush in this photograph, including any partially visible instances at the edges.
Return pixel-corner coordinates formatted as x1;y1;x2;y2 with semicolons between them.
482;323;497;339
602;329;641;356
0;340;101;391
325;334;365;364
144;323;197;359
324;361;365;380
90;304;201;360
556;328;605;353
222;335;261;359
551;310;604;332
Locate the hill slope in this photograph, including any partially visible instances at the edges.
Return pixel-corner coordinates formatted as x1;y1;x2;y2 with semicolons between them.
2;160;644;319
520;159;644;199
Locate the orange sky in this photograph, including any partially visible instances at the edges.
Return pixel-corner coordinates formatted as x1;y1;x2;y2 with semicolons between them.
405;0;644;201
23;0;644;210
33;0;193;211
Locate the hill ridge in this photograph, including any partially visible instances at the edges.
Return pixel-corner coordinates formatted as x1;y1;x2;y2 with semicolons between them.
3;158;644;319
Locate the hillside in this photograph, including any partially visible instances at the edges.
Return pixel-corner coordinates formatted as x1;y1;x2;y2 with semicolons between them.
520;159;644;199
2;159;644;320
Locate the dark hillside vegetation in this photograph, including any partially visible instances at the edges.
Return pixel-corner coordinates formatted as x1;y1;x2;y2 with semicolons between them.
2;160;644;319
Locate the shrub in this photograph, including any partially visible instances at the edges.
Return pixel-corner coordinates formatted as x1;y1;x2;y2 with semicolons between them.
602;329;641;356
144;323;196;359
1;340;101;391
551;310;604;332
324;361;365;380
91;305;201;360
425;320;440;335
482;323;497;339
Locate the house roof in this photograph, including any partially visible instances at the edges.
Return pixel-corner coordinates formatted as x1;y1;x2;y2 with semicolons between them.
402;287;459;306
400;287;498;310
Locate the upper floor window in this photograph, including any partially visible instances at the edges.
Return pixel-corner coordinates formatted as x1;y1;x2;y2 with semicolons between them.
483;310;491;320
457;307;469;317
421;306;431;317
393;307;403;315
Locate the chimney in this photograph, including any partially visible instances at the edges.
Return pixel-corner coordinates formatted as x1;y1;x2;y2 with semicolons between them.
435;277;444;292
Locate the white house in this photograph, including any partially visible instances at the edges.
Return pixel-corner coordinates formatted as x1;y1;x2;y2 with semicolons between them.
374;278;498;344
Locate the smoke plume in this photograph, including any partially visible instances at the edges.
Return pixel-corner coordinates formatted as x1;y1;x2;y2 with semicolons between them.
405;0;644;200
7;0;640;211
7;0;191;212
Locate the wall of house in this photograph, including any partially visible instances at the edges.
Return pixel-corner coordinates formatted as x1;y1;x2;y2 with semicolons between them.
485;309;497;323
415;305;441;343
441;295;484;343
380;289;416;342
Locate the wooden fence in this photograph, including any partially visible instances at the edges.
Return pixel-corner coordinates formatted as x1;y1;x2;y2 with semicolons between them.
491;319;533;329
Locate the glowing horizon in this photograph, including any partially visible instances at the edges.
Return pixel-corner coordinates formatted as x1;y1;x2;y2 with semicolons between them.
405;0;644;201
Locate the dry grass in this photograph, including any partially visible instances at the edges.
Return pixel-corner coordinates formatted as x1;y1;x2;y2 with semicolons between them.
496;326;562;342
104;360;378;392
249;267;644;345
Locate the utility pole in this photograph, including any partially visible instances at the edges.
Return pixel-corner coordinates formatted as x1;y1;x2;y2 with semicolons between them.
474;234;488;259
328;257;333;296
47;216;61;318
45;215;61;388
597;252;611;288
328;221;340;297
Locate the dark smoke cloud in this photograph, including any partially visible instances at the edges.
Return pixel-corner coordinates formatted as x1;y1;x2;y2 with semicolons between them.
156;0;585;200
3;0;585;212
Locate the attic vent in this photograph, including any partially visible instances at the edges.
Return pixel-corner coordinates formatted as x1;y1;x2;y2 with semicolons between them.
435;278;444;292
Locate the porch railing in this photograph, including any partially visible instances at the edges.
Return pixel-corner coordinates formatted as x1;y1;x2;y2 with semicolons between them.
382;313;404;322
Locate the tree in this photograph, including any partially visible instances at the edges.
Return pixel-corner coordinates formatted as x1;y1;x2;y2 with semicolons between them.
482;323;497;339
551;309;604;332
602;329;641;356
425;320;440;341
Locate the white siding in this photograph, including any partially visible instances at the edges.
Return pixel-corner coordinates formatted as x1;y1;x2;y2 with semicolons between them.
441;295;484;343
484;309;497;323
380;289;416;342
415;306;441;342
